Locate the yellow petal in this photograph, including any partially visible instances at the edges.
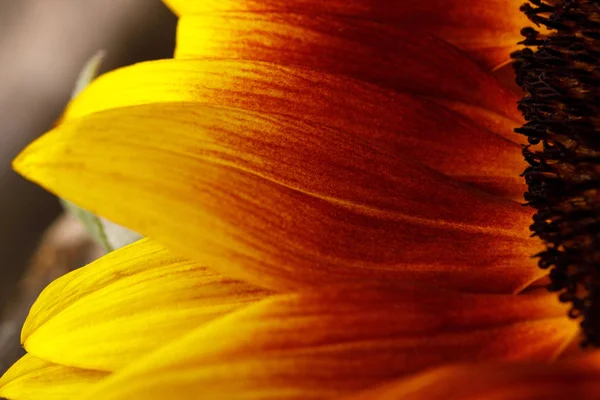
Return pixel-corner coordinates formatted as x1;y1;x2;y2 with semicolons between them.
80;284;576;400
22;238;271;372
14;103;543;294
174;13;523;141
0;354;108;400
64;59;526;200
162;0;532;69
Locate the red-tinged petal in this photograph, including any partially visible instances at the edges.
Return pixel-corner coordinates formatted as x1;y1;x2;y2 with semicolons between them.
162;0;533;69
175;13;524;142
22;238;271;372
347;352;600;400
64;59;526;200
0;354;108;400
79;284;576;400
494;62;524;96
15;103;543;293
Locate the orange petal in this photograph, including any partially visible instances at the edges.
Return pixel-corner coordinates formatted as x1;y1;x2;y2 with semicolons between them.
348;351;600;400
22;238;271;372
80;284;576;400
175;13;523;141
0;354;108;400
163;0;532;70
15;103;543;293
64;59;526;200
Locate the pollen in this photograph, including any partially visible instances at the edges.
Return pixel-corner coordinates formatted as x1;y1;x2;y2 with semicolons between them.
512;0;600;347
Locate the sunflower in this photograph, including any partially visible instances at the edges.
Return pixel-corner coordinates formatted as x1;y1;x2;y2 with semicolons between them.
2;0;600;399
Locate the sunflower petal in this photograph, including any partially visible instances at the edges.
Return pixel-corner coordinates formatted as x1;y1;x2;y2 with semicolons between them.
64;59;526;200
21;238;271;372
14;103;543;293
0;354;108;400
347;352;600;400
174;13;523;141
162;0;531;69
79;284;576;400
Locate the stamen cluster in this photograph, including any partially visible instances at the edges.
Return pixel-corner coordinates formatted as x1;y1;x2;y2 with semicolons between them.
513;0;600;347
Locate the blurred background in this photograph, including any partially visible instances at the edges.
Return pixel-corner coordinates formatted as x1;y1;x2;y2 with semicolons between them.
0;0;176;374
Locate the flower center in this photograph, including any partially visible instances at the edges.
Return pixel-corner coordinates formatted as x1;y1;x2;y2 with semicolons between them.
512;0;600;347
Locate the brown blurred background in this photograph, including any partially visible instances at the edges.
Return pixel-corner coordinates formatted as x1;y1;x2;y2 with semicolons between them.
0;0;176;374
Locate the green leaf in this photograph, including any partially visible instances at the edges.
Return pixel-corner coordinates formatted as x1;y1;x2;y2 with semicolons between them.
61;199;114;253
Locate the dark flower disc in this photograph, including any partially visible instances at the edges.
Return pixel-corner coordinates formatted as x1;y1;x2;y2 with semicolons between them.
513;0;600;347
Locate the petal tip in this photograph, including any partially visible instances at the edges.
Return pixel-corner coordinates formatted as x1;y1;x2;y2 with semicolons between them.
11;139;45;183
12;146;31;176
